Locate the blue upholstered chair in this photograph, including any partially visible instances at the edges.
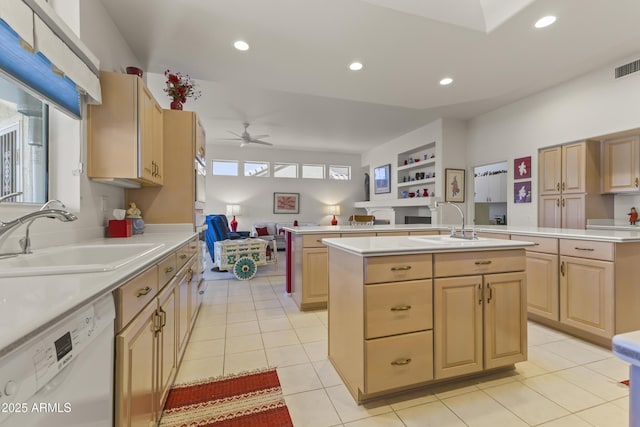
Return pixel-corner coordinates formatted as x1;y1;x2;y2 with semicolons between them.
204;214;250;263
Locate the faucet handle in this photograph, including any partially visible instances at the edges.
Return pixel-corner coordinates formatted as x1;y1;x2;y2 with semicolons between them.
450;227;456;237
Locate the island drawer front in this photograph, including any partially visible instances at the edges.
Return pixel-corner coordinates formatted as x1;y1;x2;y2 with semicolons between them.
511;234;558;254
364;330;433;394
376;231;409;236
176;241;195;270
365;254;433;284
434;250;525;277
303;233;340;248
408;231;440;236
158;253;177;289
365;280;432;339
559;239;614;261
116;265;159;330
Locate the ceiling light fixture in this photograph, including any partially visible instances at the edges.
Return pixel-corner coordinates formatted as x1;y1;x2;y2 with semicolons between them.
233;40;250;51
349;62;363;71
534;16;556;28
439;77;453;86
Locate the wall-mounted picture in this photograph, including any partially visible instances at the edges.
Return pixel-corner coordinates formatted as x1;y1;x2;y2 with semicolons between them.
374;164;391;194
273;192;300;214
445;168;465;202
514;156;531;179
514;181;532;203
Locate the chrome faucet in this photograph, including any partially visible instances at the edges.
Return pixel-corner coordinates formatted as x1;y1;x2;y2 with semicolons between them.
436;201;476;239
0;192;23;203
0;201;78;254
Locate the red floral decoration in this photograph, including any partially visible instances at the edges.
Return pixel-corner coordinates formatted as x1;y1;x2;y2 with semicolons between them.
163;69;201;103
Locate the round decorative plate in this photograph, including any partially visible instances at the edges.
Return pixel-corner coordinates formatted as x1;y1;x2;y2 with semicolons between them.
233;257;257;280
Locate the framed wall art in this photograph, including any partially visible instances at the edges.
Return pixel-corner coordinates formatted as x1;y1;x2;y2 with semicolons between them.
445;168;465;202
374;164;391;194
514;181;532;203
514;156;531;179
273;192;300;214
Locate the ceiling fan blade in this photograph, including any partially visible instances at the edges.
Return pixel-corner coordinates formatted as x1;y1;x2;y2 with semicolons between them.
216;138;242;141
250;134;270;140
227;130;242;137
250;139;273;146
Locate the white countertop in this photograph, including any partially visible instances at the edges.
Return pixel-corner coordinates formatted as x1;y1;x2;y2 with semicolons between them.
0;229;198;357
323;235;534;256
283;224;640;242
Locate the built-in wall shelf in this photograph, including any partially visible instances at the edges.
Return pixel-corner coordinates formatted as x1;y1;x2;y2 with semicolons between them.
355;198;434;208
398;178;436;188
397;158;436;172
397;142;438;200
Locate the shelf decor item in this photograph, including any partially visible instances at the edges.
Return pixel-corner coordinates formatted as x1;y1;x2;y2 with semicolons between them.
226;204;241;231
273;192;300;214
163;69;201;110
374;164;391;194
445;168;465;202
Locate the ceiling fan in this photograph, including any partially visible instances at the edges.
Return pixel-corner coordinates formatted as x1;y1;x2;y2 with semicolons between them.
218;122;273;147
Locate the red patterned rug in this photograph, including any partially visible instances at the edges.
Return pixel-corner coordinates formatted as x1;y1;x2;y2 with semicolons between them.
159;368;293;427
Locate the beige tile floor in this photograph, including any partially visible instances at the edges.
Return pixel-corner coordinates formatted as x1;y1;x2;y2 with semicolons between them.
177;272;631;426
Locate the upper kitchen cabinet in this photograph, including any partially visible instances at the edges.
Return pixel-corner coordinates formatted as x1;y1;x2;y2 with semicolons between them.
126;110;205;227
88;71;164;186
538;140;612;228
601;135;640;193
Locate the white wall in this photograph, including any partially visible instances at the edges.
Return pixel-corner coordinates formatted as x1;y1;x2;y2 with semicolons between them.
203;145;362;230
466;52;640;226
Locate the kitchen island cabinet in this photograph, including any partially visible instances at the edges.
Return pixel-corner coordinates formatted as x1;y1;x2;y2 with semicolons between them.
324;235;531;403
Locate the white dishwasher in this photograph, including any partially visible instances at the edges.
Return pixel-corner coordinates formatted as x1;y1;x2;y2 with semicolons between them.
0;293;115;427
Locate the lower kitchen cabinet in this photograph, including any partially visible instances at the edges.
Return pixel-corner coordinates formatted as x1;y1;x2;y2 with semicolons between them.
560;255;614;338
525;251;559;321
157;278;178;408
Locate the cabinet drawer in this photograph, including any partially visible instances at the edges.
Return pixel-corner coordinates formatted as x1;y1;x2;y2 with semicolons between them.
176;241;195;269
365;254;433;284
376;231;408;236
303;233;340;248
408;231;439;236
157;253;177;289
560;239;614;261
364;330;433;394
475;232;510;240
365;280;432;339
511;234;558;254
115;265;159;330
434;250;525;277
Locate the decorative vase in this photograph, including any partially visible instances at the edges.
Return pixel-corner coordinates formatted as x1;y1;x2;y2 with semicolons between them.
170;99;183;110
230;215;238;232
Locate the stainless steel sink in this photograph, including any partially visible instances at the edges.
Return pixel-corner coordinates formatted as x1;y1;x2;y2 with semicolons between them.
0;243;165;277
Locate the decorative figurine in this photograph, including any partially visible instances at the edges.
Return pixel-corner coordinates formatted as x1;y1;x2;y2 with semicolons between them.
126;202;144;234
423;188;429;197
126;202;142;218
629;207;638;225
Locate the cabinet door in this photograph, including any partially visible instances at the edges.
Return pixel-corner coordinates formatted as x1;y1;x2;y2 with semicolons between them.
177;267;190;359
434;276;483;379
157;280;178;410
488;173;507;203
483;272;527;369
138;83;155;183
474;175;489;202
560;256;614;338
302;248;329;303
561;193;585;229
562;142;585;193
115;301;158;427
539;147;561;194
526;251;559;321
602;136;640;193
538;195;561;228
151;101;164;184
187;260;200;329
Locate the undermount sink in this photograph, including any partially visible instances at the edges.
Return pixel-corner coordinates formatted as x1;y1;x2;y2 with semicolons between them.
0;243;165;277
408;235;488;246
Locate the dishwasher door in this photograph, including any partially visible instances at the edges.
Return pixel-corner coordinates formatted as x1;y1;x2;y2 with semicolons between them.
0;294;115;427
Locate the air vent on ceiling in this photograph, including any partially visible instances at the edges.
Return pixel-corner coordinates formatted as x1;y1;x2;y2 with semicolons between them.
615;59;640;79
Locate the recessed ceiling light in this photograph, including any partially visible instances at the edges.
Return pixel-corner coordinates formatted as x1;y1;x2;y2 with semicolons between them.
234;40;250;51
534;16;556;28
439;77;453;86
349;62;363;71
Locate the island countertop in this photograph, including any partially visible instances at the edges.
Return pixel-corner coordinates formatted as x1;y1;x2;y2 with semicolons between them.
283;224;640;242
322;235;535;256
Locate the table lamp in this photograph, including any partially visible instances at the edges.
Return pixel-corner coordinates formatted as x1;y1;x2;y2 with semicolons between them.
226;204;241;232
328;205;340;226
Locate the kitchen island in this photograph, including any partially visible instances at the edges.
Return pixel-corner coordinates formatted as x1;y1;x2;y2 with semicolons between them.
323;234;534;403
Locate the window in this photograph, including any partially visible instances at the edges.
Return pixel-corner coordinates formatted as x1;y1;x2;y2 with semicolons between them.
244;161;269;177
302;164;325;179
329;165;351;180
212;160;238;176
274;163;298;178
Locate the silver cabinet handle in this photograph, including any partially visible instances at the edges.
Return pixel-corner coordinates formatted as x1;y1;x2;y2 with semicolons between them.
474;260;492;265
391;266;412;271
390;305;411;311
390;358;412;366
136;286;152;297
574;247;594;251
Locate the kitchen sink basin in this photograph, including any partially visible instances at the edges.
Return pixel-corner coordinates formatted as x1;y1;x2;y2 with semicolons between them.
408;235;488;246
0;243;165;277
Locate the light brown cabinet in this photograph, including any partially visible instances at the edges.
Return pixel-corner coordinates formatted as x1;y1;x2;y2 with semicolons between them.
126;110;205;226
433;253;527;380
538;141;612;228
88;71;163;186
291;233;340;310
602;135;640;193
114;240;202;426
